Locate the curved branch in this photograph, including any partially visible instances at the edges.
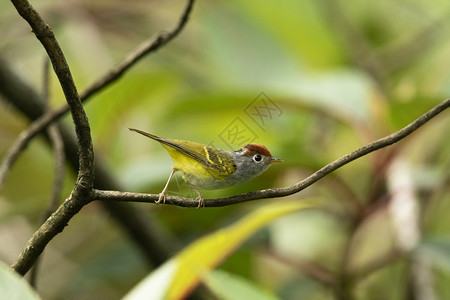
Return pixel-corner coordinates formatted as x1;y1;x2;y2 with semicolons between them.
94;99;450;207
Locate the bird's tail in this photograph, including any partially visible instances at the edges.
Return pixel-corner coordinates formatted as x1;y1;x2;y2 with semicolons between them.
127;128;165;142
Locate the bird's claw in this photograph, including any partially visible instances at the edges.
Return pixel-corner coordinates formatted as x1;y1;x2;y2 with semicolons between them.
157;188;205;208
156;193;166;204
196;196;205;209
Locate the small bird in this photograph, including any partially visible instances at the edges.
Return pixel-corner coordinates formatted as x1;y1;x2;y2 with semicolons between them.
128;128;283;208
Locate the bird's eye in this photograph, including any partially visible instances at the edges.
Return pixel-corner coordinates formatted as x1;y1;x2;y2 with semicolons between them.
253;154;262;162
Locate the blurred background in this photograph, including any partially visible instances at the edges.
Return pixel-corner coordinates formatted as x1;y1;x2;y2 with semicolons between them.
0;0;449;299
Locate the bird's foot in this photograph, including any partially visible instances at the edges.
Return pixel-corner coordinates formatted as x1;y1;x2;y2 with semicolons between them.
156;192;166;204
196;196;205;209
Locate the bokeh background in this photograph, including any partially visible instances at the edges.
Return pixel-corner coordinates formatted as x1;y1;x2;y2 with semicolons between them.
0;0;449;299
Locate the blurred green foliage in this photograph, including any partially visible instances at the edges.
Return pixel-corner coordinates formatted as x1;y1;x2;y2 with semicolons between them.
0;0;449;299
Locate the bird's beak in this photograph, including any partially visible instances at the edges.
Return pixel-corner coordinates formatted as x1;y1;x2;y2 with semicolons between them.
268;157;283;164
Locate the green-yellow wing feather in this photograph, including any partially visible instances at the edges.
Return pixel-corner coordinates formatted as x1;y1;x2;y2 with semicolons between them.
128;128;236;176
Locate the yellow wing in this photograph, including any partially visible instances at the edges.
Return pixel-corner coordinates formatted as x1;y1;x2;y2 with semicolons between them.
128;128;236;177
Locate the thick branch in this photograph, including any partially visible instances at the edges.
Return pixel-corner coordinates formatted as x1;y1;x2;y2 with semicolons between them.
94;99;450;207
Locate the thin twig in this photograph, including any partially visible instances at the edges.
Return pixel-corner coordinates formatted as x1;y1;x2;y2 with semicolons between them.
29;57;51;287
0;109;68;194
0;129;37;192
375;11;450;73
315;0;386;91
45;127;66;218
94;99;450;207
41;57;67;229
29;58;66;288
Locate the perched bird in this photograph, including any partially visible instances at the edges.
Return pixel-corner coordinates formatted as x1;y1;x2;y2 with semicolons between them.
128;128;282;208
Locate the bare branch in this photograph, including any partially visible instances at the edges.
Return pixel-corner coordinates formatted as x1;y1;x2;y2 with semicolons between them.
79;0;195;101
39;57;67;220
29;58;66;287
94;99;450;207
45;126;66;217
28;125;65;287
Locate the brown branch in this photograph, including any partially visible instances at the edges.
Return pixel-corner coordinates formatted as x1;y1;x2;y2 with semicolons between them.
94;99;450;207
79;0;195;101
10;0;94;275
41;57;66;217
3;0;195;159
45;128;66;220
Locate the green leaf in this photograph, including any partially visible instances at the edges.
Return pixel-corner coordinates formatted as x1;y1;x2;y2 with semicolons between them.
204;269;279;300
0;261;41;300
122;200;318;300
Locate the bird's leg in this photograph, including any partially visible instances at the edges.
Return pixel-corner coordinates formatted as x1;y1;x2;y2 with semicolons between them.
157;169;176;204
188;183;205;209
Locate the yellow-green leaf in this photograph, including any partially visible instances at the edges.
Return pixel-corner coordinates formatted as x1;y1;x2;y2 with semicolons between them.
123;199;318;300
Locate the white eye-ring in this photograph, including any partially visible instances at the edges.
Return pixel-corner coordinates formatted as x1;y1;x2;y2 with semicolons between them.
253;154;262;162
